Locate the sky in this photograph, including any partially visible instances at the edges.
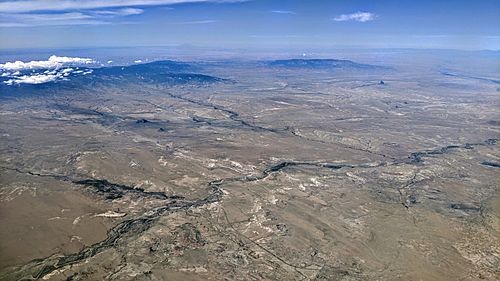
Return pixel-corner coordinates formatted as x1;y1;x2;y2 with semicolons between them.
0;0;499;50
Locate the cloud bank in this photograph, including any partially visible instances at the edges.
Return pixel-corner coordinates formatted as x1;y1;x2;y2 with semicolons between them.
0;55;95;71
333;12;376;22
3;69;93;85
1;56;96;85
5;73;62;85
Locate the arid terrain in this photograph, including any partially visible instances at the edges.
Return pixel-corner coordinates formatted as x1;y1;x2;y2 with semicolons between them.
0;53;499;280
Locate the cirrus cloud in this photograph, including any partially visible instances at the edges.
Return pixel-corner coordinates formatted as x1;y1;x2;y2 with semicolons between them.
0;0;242;27
0;12;106;27
333;12;376;22
174;19;218;24
0;8;144;27
93;8;144;16
271;10;295;15
0;0;246;13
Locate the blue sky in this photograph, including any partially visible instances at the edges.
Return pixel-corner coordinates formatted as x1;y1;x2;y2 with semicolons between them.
0;0;499;50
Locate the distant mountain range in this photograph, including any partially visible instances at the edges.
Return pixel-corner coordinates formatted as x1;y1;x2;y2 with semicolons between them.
89;60;226;84
0;60;227;96
267;59;389;70
0;58;391;97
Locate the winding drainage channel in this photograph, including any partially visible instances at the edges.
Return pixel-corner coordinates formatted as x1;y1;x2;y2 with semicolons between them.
1;138;496;280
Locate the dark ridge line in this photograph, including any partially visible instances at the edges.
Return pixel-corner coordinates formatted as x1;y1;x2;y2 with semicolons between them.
350;82;383;89
52;101;170;126
54;104;110;119
408;139;497;164
160;90;493;166
2;167;71;181
164;92;279;133
3;138;497;280
0;167;184;202
449;203;481;212
73;179;185;201
481;161;500;168
261;160;386;175
191;116;214;126
330;116;390;122
51;96;418;164
53;103;165;128
440;71;500;85
284;127;396;160
53;103;129;126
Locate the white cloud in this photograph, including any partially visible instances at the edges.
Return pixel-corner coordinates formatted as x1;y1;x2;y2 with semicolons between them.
333;12;376;22
50;56;95;64
4;73;61;85
271;10;295;15
1;57;96;85
61;68;74;76
0;55;95;71
0;0;245;13
93;8;144;16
